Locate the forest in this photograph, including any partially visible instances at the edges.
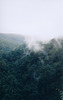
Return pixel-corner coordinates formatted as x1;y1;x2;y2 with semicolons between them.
0;33;63;100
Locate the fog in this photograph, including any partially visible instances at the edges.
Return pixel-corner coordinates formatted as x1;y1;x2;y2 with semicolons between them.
0;0;63;41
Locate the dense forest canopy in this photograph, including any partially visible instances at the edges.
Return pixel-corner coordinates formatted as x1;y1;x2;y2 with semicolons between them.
0;33;63;100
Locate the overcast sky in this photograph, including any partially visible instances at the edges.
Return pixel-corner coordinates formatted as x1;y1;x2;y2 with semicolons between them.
0;0;63;41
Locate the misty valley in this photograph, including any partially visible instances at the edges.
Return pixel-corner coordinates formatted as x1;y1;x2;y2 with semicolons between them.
0;33;63;100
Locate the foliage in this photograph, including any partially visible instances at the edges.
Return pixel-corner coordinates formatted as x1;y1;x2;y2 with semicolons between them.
0;35;63;100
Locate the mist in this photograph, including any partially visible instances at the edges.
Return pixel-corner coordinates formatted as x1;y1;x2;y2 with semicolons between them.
0;0;63;41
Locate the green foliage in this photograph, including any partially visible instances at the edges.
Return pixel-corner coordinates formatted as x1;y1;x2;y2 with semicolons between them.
0;35;63;100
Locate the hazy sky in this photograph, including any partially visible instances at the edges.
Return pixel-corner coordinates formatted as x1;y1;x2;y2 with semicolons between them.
0;0;63;40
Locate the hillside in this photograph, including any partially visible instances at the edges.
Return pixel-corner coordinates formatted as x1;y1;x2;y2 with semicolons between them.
0;34;63;100
0;33;25;55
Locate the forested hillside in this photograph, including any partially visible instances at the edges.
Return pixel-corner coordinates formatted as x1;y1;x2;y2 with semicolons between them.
0;33;25;55
0;34;63;100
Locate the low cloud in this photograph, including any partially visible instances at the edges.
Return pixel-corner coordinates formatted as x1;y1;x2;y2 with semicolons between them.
24;35;63;53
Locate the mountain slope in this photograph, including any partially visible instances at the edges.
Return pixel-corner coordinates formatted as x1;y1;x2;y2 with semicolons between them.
0;38;63;100
0;33;25;54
